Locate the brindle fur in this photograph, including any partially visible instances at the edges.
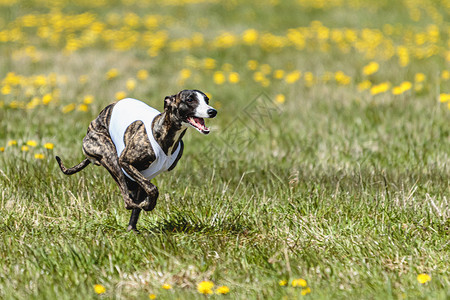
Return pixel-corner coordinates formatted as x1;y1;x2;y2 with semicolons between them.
55;91;203;232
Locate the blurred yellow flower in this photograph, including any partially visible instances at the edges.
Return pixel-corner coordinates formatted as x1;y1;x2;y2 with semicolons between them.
358;80;372;91
273;69;285;79
137;69;149;80
392;81;412;95
62;103;76;114
439;93;450;102
78;104;89;112
106;68;119;80
260;64;272;75
242;29;258;45
115;91;127;100
203;58;216;70
213;71;226;85
44;143;54;150
162;283;172;290
1;85;11;95
94;284;106;294
247;60;258;70
417;273;431;284
197;281;214;295
7;140;17;146
441;70;450;80
362;61;379;76
291;278;307;287
180;69;191;80
149;293;156;299
34;153;45;159
228;72;240;83
215;285;230;295
275;94;285;104
21;145;29;152
285;71;301;83
0;147;4;152
370;82;390;95
42;93;52;105
279;280;287;286
83;95;94;104
79;75;88;84
301;287;312;295
26;140;37;147
415;73;426;83
126;78;137;91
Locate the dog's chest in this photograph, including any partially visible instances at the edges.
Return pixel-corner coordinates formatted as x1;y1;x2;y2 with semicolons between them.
109;98;180;180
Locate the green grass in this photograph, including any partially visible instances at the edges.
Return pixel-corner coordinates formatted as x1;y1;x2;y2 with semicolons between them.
0;0;449;299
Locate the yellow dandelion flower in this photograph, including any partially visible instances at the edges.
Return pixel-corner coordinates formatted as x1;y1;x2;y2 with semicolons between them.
215;285;230;295
78;104;89;112
1;85;11;95
362;61;379;76
441;70;450;80
162;283;172;290
62;103;76;114
213;72;226;85
42;93;52;105
247;60;258;71
0;147;4;152
137;69;149;80
242;29;258;45
203;58;216;70
34;153;45;160
83;95;94;104
94;284;106;294
415;73;426;83
275;94;285;104
285;71;301;84
279;280;287;286
417;273;431;284
273;69;285;79
291;278;307;287
149;293;156;299
44;143;54;150
180;69;191;80
439;93;450;102
26;140;37;147
370;82;390;95
21;145;29;152
7;140;17;146
228;72;240;83
301;287;312;295
126;78;137;91
115;91;127;100
358;80;372;91
197;281;214;295
106;68;119;80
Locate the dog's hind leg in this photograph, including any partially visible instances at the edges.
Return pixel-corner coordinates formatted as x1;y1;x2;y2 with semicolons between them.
82;131;138;210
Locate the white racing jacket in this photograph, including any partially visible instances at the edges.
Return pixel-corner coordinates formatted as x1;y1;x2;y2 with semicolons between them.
108;98;181;181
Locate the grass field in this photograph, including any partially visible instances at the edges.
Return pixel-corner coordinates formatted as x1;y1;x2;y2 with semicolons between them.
0;0;449;299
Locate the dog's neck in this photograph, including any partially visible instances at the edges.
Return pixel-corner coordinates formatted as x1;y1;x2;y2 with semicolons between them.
152;112;186;155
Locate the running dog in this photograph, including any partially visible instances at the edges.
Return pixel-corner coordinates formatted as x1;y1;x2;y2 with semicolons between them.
56;89;217;231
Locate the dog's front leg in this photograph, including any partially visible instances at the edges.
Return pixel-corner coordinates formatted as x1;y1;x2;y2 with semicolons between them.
119;158;159;211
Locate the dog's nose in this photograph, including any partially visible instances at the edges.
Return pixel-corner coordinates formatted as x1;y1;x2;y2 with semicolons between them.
207;108;217;118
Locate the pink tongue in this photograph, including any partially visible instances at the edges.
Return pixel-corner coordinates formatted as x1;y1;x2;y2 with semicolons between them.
190;117;208;131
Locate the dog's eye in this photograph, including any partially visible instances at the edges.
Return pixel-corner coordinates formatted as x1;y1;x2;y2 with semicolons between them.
186;97;193;102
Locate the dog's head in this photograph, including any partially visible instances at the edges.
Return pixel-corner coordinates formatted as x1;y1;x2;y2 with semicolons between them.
164;89;217;134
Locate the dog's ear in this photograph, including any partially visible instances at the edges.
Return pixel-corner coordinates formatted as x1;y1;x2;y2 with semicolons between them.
164;94;176;111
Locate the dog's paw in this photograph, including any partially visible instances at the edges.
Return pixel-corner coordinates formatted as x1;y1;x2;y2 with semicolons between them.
139;198;156;211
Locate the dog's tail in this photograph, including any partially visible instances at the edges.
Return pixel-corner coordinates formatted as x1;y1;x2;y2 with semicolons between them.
55;156;91;175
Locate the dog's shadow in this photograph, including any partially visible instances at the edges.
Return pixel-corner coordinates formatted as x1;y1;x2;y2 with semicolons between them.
138;213;249;236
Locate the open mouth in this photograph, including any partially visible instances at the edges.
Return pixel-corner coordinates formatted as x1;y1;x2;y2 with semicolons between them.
187;117;210;134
